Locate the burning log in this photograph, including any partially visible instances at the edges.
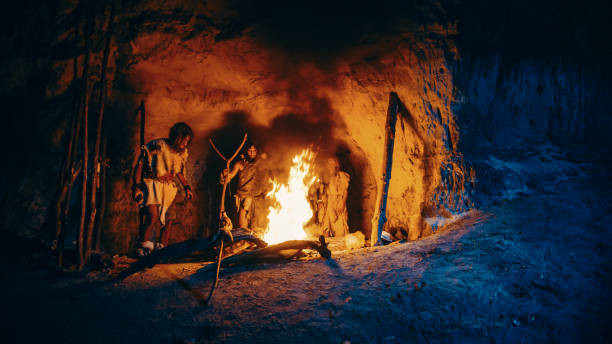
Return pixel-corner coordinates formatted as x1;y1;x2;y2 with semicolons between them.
198;236;331;274
111;233;331;283
111;229;265;282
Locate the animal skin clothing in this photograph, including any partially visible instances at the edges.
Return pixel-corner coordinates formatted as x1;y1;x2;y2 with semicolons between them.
143;179;177;225
236;159;259;198
141;139;188;178
141;139;188;225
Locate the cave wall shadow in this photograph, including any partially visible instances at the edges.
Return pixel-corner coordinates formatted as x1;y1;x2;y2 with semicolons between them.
201;106;376;240
336;141;376;240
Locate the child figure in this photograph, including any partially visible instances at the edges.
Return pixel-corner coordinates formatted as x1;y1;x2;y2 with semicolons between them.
132;122;193;256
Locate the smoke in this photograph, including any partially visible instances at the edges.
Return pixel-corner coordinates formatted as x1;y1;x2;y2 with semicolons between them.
213;0;420;61
206;0;442;86
210;0;611;68
206;95;343;179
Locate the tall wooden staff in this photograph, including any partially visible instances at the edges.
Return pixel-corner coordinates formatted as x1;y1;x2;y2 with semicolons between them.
77;0;93;270
86;0;116;261
206;133;247;305
57;0;86;268
371;92;400;246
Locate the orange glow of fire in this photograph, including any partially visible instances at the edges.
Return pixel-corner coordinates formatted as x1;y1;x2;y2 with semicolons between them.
263;149;318;245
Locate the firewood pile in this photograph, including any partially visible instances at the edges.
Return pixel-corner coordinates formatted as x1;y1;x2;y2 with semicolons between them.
111;228;331;283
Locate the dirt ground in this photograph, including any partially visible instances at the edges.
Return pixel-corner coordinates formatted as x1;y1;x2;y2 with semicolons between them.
2;172;611;343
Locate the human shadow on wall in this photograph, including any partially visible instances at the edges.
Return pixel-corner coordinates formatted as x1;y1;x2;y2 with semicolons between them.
336;141;376;239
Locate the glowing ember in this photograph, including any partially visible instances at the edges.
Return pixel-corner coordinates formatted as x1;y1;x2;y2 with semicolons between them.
263;149;317;245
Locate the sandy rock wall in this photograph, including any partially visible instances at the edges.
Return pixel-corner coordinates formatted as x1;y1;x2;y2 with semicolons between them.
4;0;608;254
23;1;460;252
103;9;464;249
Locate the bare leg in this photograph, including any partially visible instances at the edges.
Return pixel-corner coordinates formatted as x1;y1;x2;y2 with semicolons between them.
238;197;252;229
139;204;159;244
160;220;172;246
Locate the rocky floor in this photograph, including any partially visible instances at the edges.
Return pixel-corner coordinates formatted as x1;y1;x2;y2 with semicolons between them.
2;172;611;343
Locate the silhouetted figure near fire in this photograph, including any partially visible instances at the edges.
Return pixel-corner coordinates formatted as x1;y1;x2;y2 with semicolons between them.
220;143;266;229
131;122;193;256
313;157;350;237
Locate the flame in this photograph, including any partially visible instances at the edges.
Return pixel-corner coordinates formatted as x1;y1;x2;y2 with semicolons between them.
263;149;317;245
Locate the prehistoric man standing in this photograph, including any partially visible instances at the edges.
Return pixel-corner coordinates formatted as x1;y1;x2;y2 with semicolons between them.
132;122;193;256
220;143;262;229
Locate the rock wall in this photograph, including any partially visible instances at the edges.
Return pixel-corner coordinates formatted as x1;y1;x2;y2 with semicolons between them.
0;0;609;254
453;56;612;158
104;6;463;249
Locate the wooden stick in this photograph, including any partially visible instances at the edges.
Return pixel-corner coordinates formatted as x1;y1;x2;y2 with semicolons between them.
86;0;115;261
206;240;223;305
56;162;83;267
128;102;145;189
208;139;227;161
59;59;79;185
77;0;92;270
140;100;145;147
197;236;331;274
94;134;107;251
205;134;247;305
112;234;332;284
61;3;85;185
371;92;400;246
111;231;260;282
56;2;84;268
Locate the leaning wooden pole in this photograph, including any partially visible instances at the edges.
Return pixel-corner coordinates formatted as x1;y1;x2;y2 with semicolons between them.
57;3;85;268
140;100;145;147
56;162;82;267
59;65;79;186
86;0;115;260
370;92;400;246
77;0;92;270
95;134;108;251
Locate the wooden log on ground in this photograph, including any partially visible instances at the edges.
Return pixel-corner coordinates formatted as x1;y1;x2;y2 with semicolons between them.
197;236;331;275
112;233;330;283
111;231;264;282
